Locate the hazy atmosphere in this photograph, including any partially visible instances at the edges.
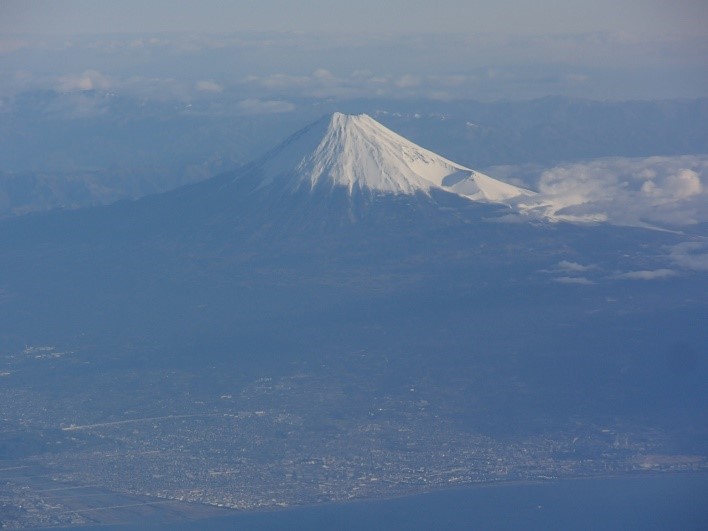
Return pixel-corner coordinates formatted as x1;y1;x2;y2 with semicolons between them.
1;0;707;100
1;1;707;529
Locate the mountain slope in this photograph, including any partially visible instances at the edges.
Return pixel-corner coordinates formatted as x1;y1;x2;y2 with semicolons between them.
238;112;534;203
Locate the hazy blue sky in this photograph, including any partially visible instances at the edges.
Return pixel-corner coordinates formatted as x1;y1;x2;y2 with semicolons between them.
2;0;707;37
1;1;707;100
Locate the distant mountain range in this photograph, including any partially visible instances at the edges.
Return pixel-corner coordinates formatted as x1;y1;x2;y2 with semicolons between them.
1;94;707;219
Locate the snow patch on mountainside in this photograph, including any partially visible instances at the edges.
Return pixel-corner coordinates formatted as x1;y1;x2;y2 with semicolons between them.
444;170;536;202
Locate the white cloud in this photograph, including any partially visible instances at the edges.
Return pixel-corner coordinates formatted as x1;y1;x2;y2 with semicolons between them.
553;276;594;285
557;260;596;272
57;70;111;92
196;80;223;93
641;169;702;201
244;69;482;100
522;155;708;228
313;69;336;82
246;69;376;99
613;269;678;280
248;73;313;90
4;30;707;100
670;241;708;271
236;98;295;115
120;76;192;101
395;75;421;89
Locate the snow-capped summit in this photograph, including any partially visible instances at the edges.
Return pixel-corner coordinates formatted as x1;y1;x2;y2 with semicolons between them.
251;112;534;204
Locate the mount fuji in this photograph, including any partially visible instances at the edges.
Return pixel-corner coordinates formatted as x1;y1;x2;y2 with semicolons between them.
123;111;541;235
247;112;534;203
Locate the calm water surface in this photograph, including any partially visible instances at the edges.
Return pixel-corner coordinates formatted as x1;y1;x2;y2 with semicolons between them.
107;473;708;530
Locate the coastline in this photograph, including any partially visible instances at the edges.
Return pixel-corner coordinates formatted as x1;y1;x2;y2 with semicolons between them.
89;469;707;530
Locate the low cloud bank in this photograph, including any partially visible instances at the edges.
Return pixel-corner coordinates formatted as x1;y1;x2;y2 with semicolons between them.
514;155;708;228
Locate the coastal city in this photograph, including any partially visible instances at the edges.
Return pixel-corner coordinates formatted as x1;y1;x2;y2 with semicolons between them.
1;346;705;528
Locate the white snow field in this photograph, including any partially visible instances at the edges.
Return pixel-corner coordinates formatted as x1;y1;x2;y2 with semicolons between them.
254;112;535;204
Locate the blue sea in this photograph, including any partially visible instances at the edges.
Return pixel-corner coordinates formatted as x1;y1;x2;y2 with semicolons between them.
152;473;708;531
